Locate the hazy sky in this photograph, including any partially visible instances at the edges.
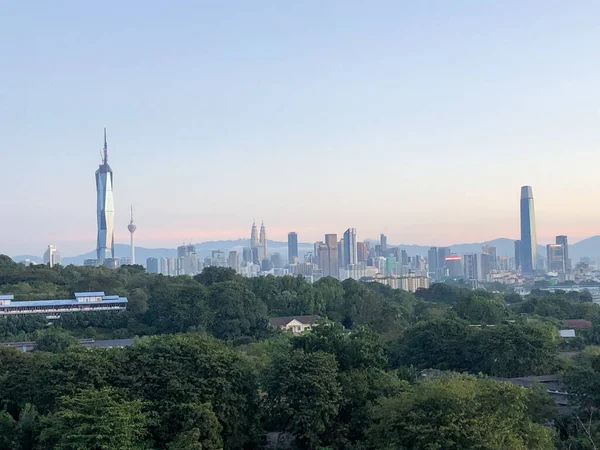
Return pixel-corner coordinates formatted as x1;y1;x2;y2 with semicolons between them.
2;1;599;256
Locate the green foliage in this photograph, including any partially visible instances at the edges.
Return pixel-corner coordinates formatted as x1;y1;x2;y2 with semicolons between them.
194;266;239;287
206;281;269;341
34;328;78;353
389;318;559;377
365;374;555;450
264;349;342;449
39;387;149;450
292;322;387;371
454;295;507;324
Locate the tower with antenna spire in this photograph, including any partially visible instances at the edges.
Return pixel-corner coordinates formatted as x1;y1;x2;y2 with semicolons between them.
127;206;137;265
95;128;115;263
250;220;259;249
259;221;268;261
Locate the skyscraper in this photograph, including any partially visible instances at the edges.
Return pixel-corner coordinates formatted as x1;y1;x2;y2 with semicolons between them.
463;253;478;280
428;247;438;276
547;244;565;273
322;234;339;278
127;206;137;265
357;242;367;262
445;254;463;277
519;186;537;275
514;240;521;271
288;232;298;264
96;128;115;263
343;228;358;266
481;245;497;271
260;221;268;261
556;235;569;272
43;245;60;266
250;220;259;249
146;257;159;274
380;234;387;256
228;251;239;272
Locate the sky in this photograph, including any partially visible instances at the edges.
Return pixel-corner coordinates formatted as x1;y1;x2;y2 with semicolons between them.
1;1;599;256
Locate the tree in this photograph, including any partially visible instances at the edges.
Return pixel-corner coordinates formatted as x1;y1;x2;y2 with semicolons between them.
0;410;18;450
127;288;149;315
264;349;341;449
206;281;269;341
388;317;474;371
34;328;78;353
365;374;554;450
454;295;506;324
195;266;239;287
39;387;149;450
165;403;223;450
293;322;387;371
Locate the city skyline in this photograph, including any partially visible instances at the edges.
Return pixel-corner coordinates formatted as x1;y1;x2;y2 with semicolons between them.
3;3;600;255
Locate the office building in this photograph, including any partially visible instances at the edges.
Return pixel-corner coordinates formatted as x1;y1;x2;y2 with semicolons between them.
160;257;169;275
343;228;357;266
428;247;438;276
514;240;521;271
146;257;159;274
520;186;537;275
463;253;478;280
480;252;491;280
317;234;339;278
338;239;344;269
271;252;283;269
445;254;463;277
556;235;569;272
43;245;61;266
119;257;132;266
288;232;298;264
481;245;497;270
95;129;115;263
438;247;451;272
228;251;239;272
250;220;259;249
242;247;252;264
547;244;565;273
177;244;197;275
357;242;367;262
259;221;268;261
127;206;137;265
380;234;387;256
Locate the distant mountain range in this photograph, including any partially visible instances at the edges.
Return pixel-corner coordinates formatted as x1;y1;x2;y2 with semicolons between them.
11;235;600;266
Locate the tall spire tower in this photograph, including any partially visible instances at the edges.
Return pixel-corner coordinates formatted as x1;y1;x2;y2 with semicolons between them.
250;220;259;249
96;128;115;263
260;221;268;261
127;206;137;265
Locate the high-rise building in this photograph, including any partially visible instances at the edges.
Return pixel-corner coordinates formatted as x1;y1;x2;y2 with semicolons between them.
428;247;438;276
481;245;497;270
343;228;357;266
438;247;450;272
514;240;521;271
463;253;478;280
43;245;60;266
250;220;259;249
242;247;252;264
228;251;239;272
146;257;159;274
271;252;282;269
318;234;339;278
338;238;345;269
177;244;197;275
547;244;565;273
287;232;298;264
445;254;462;277
520;186;537;275
556;235;569;272
357;242;367;262
127;206;137;265
160;257;169;275
480;252;491;280
380;234;387;256
259;221;268;260
96;128;115;263
400;249;408;266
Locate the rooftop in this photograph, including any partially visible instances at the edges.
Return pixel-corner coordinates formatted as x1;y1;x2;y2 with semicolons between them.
269;315;320;327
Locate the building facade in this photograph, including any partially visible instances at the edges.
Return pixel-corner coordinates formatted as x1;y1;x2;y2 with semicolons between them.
287;232;298;264
520;186;537;275
343;228;357;266
96;129;115;263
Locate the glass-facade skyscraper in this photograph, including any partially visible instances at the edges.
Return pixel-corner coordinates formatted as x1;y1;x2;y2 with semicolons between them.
519;186;537;275
343;228;357;266
96;129;115;263
288;232;298;264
